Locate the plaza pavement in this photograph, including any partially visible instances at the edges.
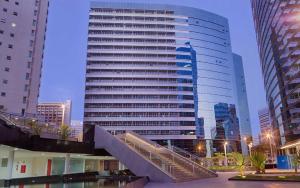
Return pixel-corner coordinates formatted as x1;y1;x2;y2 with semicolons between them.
145;172;300;188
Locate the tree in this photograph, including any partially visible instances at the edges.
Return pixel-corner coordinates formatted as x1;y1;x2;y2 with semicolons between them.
58;124;71;140
250;151;266;174
292;151;300;174
213;152;225;166
231;152;247;176
28;120;42;136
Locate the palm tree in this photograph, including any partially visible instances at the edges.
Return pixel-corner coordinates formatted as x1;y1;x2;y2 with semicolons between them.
58;124;71;140
292;152;300;174
232;152;247;176
250;151;266;174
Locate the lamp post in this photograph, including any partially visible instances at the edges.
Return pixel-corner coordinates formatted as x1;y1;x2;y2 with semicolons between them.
266;132;273;163
248;142;253;157
243;136;249;156
198;145;202;153
224;141;228;166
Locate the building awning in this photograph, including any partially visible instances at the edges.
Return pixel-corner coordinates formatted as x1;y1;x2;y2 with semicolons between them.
280;138;300;150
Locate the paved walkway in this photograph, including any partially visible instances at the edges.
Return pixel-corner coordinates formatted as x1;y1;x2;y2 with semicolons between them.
145;172;300;188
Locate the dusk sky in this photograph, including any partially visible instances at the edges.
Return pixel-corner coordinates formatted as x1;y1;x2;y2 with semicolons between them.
40;0;266;141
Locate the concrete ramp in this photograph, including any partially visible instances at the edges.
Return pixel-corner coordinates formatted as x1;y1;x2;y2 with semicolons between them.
94;126;217;182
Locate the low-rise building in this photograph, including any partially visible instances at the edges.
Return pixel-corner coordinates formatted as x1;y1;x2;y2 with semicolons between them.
37;100;72;127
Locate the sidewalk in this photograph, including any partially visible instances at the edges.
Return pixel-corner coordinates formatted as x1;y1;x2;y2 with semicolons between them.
145;172;299;188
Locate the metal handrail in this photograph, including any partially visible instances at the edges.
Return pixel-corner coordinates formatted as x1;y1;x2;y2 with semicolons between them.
170;146;213;169
160;146;217;176
123;132;217;177
118;134;177;179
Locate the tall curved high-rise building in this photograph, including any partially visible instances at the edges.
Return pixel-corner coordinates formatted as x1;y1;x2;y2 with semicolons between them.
251;0;300;145
84;2;251;155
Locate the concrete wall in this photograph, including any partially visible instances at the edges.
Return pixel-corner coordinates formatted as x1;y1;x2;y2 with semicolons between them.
95;126;175;182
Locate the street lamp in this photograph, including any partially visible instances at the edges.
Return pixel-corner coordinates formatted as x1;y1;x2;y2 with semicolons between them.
266;132;273;163
224;141;228;166
248;142;253;157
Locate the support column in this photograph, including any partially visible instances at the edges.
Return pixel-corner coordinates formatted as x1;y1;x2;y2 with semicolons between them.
64;153;70;174
241;141;249;156
118;161;126;171
82;159;86;173
7;150;15;179
206;140;212;158
167;140;172;150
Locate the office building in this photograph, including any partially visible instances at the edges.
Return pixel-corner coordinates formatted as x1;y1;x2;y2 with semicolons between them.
233;53;253;154
251;0;300;145
258;107;272;144
0;0;49;115
37;100;72;127
84;2;251;155
71;120;83;141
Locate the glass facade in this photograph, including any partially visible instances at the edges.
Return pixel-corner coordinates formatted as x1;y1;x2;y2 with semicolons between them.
84;2;250;155
251;0;300;145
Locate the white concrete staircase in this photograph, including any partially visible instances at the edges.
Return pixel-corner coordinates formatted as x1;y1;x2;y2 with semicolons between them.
94;126;217;182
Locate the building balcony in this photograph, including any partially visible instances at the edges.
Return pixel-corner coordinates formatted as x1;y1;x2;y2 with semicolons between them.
89;12;188;19
84;90;194;95
88;26;188;33
86;73;193;79
86;64;192;71
84;116;195;121
85;81;193;87
86;57;191;63
87;49;190;55
89;19;188;26
84;99;194;104
87;41;178;47
84;108;195;113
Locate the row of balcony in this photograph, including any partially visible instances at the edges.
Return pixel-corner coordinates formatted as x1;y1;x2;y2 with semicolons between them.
84;108;195;113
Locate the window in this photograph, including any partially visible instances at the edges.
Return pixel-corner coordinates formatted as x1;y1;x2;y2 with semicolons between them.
27;62;31;68
8;44;13;48
0;42;2;46
2;80;8;84
1;92;6;97
1;158;8;167
13;12;17;16
4;67;9;72
15;2;19;5
1;18;6;23
29;51;32;57
23;96;26;103
32;20;36;26
6;56;11;60
25;73;30;80
34;10;38;16
3;8;7;12
0;30;3;34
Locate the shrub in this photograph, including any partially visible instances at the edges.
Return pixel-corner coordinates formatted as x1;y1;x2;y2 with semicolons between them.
231;152;247;176
250;151;266;174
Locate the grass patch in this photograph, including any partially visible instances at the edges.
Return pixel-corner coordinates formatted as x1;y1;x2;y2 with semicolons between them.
209;166;255;172
229;174;300;182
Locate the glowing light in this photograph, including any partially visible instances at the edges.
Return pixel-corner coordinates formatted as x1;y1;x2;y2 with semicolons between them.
198;145;202;151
